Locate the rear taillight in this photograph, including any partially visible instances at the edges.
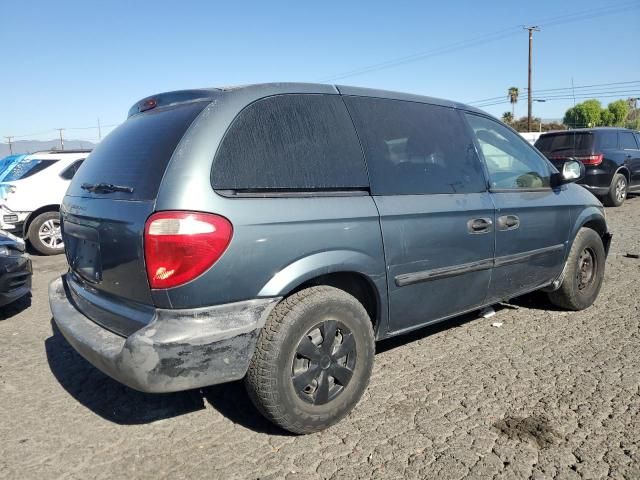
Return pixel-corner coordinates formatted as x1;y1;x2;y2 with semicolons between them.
574;153;603;166
144;211;233;289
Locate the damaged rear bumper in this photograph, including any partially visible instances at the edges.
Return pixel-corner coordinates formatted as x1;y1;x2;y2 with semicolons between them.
48;275;280;393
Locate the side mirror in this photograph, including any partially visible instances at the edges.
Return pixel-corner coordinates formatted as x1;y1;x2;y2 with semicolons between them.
551;159;585;187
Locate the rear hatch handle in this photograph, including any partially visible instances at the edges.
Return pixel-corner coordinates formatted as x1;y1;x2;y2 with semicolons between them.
81;183;134;194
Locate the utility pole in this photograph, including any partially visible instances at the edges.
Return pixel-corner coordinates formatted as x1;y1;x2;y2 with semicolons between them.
4;136;13;154
97;117;102;141
525;26;540;132
56;128;65;151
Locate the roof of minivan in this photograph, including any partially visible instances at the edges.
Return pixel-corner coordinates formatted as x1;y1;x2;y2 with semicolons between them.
129;82;487;117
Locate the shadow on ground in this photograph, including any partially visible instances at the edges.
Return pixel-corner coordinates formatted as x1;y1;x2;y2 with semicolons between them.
45;320;289;435
44;290;551;432
506;290;565;312
0;294;32;321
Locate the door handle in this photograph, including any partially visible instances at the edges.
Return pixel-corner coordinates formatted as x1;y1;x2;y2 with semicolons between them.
467;217;493;234
497;215;520;231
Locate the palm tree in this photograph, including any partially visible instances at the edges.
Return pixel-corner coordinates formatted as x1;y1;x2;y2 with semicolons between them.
502;112;514;124
508;87;519;116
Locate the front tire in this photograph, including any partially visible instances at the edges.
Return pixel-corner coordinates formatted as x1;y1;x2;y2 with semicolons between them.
603;173;627;207
548;228;605;311
27;211;64;255
245;286;375;434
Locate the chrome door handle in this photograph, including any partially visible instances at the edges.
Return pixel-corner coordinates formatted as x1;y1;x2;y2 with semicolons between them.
498;215;520;231
467;217;493;234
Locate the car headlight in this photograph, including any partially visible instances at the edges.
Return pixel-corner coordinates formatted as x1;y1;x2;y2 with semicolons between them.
0;246;9;256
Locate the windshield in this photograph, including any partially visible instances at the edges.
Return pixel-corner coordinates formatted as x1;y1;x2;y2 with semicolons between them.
534;132;594;155
2;158;59;182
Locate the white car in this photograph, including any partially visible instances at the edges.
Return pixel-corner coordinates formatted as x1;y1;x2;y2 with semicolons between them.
0;150;89;255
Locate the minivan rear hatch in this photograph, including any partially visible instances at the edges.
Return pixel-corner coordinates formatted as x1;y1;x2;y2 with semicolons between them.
62;99;210;330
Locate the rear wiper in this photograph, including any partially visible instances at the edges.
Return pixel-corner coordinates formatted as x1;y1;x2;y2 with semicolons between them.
81;182;134;194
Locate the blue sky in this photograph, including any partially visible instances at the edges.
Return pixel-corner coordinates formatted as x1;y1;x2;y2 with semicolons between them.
2;0;639;141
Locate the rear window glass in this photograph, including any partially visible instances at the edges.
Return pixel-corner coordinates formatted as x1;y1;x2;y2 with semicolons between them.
68;101;208;200
534;132;594;154
344;96;486;195
212;94;367;191
3;159;58;181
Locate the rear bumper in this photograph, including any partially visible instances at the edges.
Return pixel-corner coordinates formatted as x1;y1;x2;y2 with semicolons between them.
580;184;609;195
577;168;614;196
49;275;280;393
0;254;32;306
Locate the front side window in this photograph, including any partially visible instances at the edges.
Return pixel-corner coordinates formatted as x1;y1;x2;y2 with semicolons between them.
212;94;367;191
465;114;551;190
619;131;638;150
344;97;486;195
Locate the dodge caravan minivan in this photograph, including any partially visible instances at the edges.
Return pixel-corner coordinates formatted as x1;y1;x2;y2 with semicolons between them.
49;83;610;434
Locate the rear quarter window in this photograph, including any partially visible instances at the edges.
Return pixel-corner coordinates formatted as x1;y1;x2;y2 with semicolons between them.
60;160;85;180
597;131;618;150
212;94;368;192
619;131;638;149
344;96;486;195
68;101;208;200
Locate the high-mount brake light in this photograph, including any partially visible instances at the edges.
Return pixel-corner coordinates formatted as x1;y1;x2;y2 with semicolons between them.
144;211;233;289
139;98;157;112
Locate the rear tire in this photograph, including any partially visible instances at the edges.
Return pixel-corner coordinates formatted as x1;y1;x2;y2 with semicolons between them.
245;286;375;434
602;173;627;207
548;228;605;311
27;211;64;255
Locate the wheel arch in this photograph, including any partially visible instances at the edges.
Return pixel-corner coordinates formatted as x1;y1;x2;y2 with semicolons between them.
257;250;388;337
23;204;60;237
614;166;631;183
571;207;611;256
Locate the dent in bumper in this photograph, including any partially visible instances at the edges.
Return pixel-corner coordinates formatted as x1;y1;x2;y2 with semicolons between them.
49;276;280;393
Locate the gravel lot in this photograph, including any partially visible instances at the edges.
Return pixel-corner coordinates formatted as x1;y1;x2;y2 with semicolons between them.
1;197;639;480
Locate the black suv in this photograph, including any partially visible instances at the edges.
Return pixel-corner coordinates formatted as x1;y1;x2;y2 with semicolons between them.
535;128;640;206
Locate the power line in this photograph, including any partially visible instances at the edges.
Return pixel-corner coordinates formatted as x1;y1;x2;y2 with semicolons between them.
3;122;118;142
475;90;640;107
468;80;640;104
474;90;640;109
66;123;118;130
317;1;639;82
12;129;57;139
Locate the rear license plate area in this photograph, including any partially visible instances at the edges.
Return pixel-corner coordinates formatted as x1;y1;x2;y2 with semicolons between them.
63;222;102;283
